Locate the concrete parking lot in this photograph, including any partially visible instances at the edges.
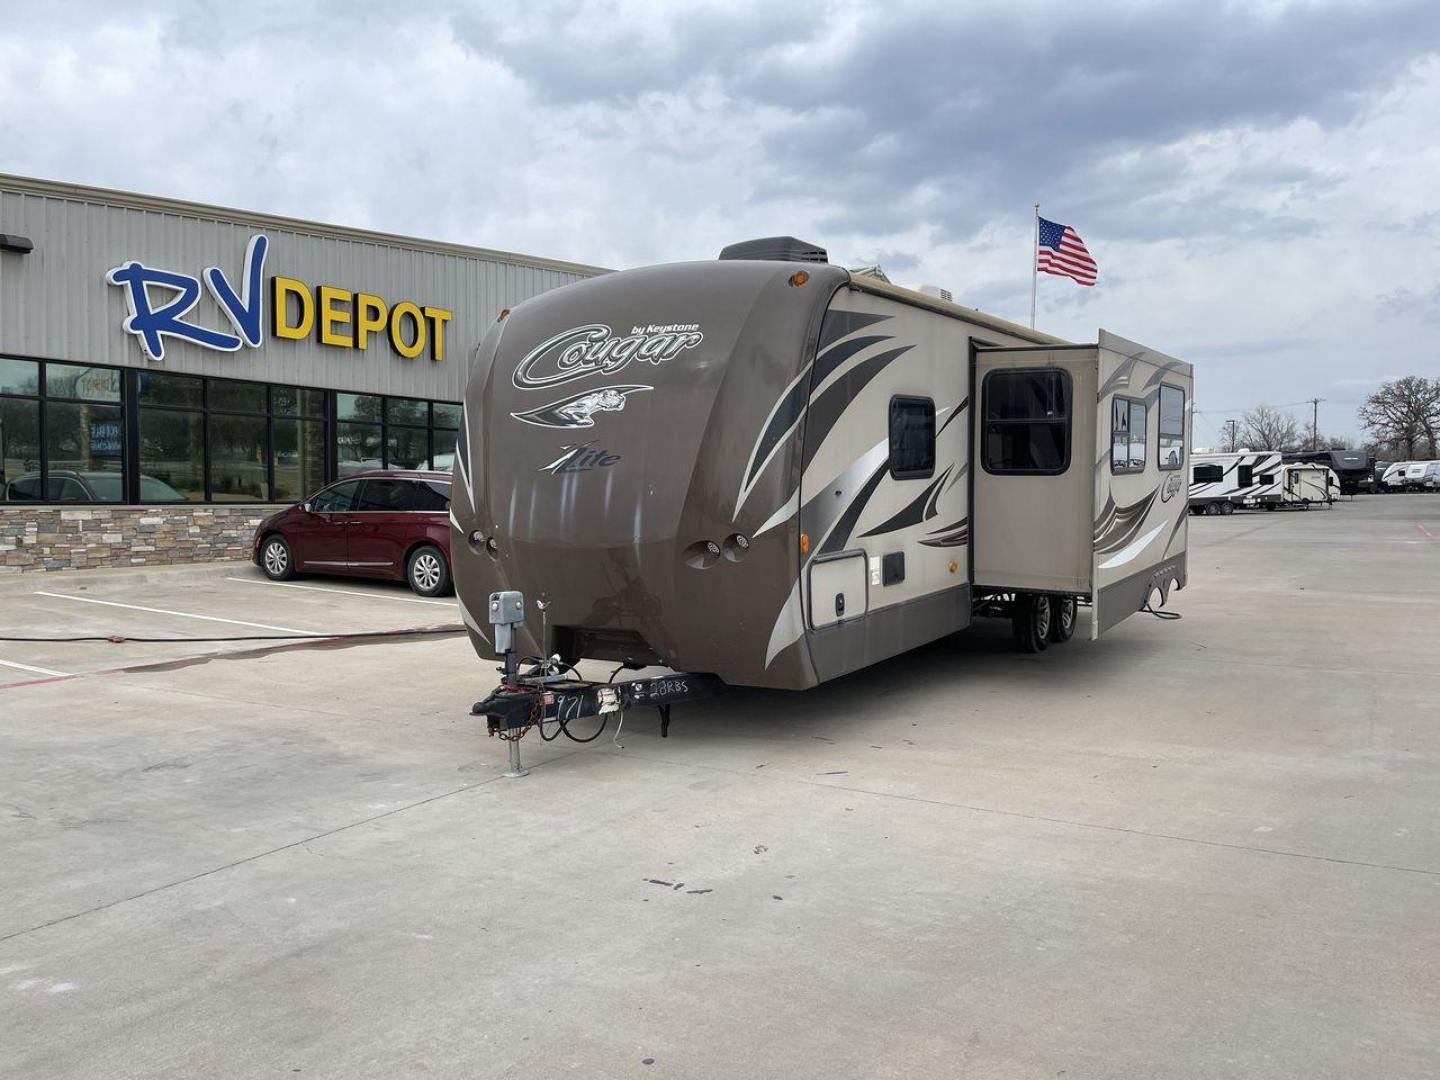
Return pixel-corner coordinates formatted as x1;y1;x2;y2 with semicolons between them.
2;496;1437;1079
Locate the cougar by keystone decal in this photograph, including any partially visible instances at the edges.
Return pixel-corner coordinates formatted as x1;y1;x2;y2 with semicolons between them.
512;322;704;389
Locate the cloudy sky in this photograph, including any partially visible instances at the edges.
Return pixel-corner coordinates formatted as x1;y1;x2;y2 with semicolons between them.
3;0;1439;442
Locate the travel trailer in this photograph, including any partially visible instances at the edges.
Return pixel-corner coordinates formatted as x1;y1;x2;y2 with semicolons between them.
1188;451;1282;514
1379;461;1409;490
454;240;1192;748
1385;460;1439;491
1273;462;1337;509
1284;449;1371;496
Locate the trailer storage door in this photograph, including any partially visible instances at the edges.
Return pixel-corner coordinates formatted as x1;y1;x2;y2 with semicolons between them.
971;346;1098;594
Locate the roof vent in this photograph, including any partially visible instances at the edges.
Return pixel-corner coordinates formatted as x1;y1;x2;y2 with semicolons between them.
919;284;952;303
718;236;828;263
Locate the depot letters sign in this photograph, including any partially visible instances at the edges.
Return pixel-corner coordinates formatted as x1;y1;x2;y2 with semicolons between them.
106;234;453;364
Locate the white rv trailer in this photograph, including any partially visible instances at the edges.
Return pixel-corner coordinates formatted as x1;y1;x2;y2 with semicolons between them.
1380;461;1419;490
1273;462;1337;509
1388;461;1439;491
1188;451;1282;514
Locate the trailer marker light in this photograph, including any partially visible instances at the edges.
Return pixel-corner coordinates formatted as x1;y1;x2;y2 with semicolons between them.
799;532;810;554
949;561;958;573
788;270;809;287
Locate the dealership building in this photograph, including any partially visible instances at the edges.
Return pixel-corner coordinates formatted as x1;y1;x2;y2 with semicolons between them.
0;174;601;572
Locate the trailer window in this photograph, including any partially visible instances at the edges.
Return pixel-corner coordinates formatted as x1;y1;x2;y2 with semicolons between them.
1158;385;1185;470
1111;397;1147;473
1237;465;1254;488
1193;464;1223;483
981;369;1071;475
888;396;935;479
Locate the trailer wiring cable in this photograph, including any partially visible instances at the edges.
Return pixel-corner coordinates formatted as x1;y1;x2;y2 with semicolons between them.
0;627;464;644
1141;602;1182;621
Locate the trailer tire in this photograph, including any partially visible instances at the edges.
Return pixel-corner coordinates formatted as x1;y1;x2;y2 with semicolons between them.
1220;501;1236;515
1012;594;1052;653
1049;595;1077;643
1204;501;1222;516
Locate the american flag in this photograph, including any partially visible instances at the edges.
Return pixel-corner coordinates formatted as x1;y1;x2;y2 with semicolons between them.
1036;216;1098;286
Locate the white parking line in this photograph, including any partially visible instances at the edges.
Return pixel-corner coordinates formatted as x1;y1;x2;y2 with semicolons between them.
34;592;309;634
223;577;452;607
0;657;71;677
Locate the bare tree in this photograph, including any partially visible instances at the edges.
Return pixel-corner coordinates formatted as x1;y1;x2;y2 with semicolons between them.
1242;405;1301;451
1221;419;1241;453
1358;376;1440;459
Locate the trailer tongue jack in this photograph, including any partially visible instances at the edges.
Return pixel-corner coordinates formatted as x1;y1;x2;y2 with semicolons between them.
471;590;724;776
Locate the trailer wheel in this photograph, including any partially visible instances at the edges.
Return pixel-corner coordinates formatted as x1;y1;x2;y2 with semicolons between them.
1204;501;1222;516
1012;594;1052;653
1220;501;1236;515
1049;595;1077;643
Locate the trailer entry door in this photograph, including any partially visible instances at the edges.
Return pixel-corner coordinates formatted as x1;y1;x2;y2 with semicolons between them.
971;347;1098;594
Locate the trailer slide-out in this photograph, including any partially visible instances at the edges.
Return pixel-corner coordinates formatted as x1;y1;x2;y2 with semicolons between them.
452;238;1193;754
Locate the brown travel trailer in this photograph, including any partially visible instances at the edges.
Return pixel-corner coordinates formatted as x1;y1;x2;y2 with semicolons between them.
454;240;1192;747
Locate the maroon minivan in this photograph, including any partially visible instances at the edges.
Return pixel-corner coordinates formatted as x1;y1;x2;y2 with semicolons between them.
252;471;454;596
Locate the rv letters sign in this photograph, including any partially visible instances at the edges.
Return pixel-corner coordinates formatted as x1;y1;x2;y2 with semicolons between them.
106;234;453;364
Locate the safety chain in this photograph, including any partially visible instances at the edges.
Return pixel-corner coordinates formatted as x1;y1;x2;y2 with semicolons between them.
494;683;541;742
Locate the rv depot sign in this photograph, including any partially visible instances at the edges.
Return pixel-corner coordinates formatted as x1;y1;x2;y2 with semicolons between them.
106;234;453;364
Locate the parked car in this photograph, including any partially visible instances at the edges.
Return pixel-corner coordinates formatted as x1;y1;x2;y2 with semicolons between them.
3;469;188;502
252;470;455;596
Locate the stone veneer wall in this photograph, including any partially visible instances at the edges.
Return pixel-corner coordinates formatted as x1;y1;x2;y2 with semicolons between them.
0;506;288;573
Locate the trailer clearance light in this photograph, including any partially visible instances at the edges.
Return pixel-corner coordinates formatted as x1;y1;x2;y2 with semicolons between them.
789;270;809;287
799;532;810;554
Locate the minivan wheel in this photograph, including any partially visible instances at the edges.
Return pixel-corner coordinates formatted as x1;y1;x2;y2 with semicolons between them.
407;544;452;597
261;535;295;581
1012;594;1052;653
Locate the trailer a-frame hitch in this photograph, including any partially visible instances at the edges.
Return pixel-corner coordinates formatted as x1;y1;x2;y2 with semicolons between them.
471;591;724;776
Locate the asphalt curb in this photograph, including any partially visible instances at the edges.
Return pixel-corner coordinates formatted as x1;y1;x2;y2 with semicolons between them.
0;558;254;594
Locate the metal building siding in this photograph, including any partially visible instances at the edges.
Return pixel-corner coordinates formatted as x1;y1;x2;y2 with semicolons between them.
0;182;594;401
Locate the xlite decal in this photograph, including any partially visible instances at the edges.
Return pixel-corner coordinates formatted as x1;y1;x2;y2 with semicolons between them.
540;442;622;475
511;385;651;429
513;323;704;389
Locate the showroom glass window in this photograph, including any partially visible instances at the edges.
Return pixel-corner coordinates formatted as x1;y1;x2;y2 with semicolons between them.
1;355;459;504
272;386;327;502
0;358;43;501
45;363;125;501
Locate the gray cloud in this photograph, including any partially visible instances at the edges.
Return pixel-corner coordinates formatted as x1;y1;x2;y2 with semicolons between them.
456;1;1440;242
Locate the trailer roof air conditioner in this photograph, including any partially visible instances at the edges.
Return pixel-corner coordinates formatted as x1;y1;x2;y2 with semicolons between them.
718;236;828;263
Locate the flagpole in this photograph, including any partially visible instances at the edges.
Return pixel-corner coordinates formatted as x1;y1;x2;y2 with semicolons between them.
1030;203;1039;330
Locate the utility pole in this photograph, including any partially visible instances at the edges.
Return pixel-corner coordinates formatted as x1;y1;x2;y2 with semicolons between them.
1310;397;1325;450
1225;419;1238;453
